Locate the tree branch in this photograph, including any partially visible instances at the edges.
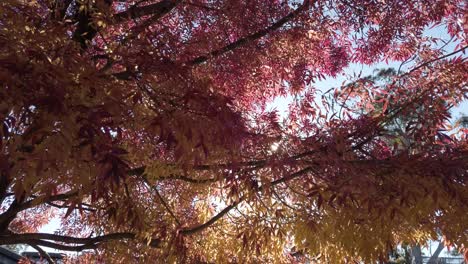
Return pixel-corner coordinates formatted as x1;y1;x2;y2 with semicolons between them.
180;167;313;235
403;45;468;77
0;191;77;232
128;167;218;184
188;0;312;65
28;244;56;264
52;0;73;21
180;202;240;235
46;201;97;212
0;232;161;252
113;0;180;24
141;175;181;225
19;191;78;212
427;241;445;264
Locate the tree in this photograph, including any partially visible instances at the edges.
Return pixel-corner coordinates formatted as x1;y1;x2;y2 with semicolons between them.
341;69;455;264
0;0;467;263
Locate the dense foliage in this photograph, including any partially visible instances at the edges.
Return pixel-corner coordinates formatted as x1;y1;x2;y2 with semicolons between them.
0;0;467;262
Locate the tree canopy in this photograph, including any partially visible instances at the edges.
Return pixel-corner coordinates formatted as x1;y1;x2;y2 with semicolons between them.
0;0;467;263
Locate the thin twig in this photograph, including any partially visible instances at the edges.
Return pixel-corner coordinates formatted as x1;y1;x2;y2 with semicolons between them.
142;176;181;225
29;244;56;264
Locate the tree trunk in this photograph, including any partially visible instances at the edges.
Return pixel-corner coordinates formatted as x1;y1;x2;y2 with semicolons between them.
427;242;444;264
411;245;423;264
